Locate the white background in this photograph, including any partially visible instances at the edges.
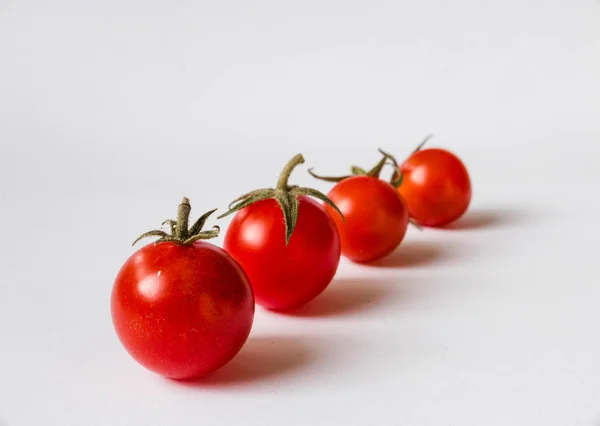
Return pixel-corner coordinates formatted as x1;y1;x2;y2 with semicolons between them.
1;0;600;425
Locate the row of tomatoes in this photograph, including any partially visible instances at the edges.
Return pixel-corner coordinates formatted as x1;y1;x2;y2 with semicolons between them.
111;139;471;380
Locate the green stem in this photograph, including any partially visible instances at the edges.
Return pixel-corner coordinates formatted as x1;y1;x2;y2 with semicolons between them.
366;155;387;177
412;134;434;154
307;168;349;182
133;198;220;246
310;151;393;184
219;153;342;246
175;197;191;240
277;154;305;189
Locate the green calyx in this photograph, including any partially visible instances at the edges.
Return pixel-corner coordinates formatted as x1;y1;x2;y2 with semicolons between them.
309;134;434;189
411;134;433;155
217;153;344;246
309;149;404;188
384;134;433;187
132;197;220;246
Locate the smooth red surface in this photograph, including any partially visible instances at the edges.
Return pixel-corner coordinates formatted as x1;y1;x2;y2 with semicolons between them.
399;148;472;227
223;196;341;311
325;176;409;263
111;241;254;379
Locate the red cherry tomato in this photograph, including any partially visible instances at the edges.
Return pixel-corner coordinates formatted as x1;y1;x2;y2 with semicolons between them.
111;200;254;379
220;154;342;311
224;196;340;311
399;148;471;227
324;175;408;263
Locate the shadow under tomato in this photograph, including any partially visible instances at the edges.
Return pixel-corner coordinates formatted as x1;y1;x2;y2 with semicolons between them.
365;240;447;268
444;208;527;231
286;277;398;318
175;336;312;387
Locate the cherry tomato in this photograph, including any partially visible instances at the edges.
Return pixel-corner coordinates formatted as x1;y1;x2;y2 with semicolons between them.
111;199;254;379
220;154;342;311
324;175;408;263
399;148;471;227
224;197;340;310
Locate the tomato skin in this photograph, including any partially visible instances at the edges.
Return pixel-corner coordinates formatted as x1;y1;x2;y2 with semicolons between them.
111;241;254;379
324;176;408;263
223;196;341;311
399;148;472;227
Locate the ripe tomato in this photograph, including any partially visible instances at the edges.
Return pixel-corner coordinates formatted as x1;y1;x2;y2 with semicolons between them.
220;154;342;311
398;147;471;227
111;199;254;379
224;197;340;310
324;176;408;263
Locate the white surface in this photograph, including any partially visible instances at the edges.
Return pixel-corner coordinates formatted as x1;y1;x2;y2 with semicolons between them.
1;1;600;425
